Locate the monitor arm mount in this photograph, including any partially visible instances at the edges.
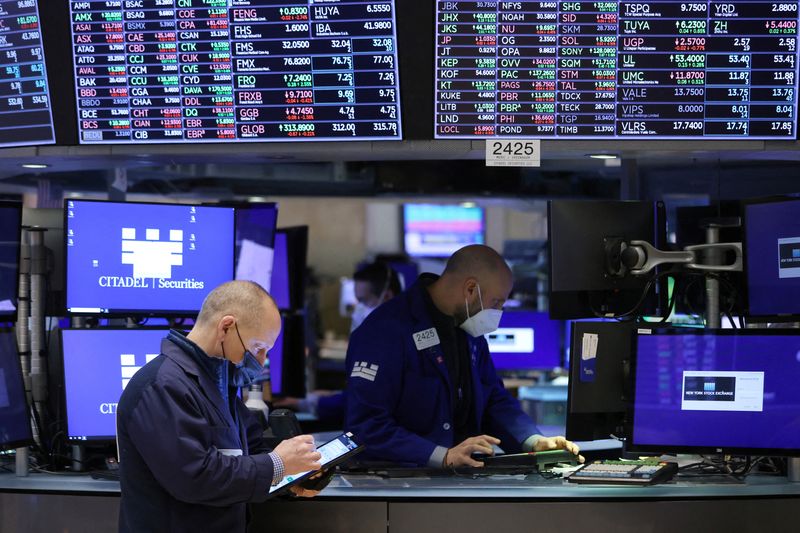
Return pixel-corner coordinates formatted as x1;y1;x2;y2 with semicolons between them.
605;239;743;277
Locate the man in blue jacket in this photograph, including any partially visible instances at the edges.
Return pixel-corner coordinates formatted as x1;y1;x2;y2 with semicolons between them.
346;245;582;468
117;281;322;532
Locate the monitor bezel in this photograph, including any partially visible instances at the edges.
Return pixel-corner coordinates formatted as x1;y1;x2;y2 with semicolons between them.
0;327;34;450
628;327;800;457
401;203;486;259
63;199;235;318
0;201;23;318
59;327;173;443
742;195;800;323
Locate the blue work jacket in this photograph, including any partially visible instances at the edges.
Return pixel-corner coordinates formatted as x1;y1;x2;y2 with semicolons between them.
345;277;541;466
117;335;275;533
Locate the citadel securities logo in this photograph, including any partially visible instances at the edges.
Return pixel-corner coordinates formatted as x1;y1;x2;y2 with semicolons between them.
120;351;160;391
96;227;204;289
100;351;160;416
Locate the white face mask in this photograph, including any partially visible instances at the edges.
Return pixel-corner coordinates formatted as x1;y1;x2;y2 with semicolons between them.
459;283;503;338
350;302;377;333
350;266;392;333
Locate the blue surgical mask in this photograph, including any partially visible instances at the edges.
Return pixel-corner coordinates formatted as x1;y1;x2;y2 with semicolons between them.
229;324;266;388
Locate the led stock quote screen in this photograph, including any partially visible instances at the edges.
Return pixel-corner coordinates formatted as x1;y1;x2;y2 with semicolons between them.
0;0;55;147
69;1;402;143
434;1;800;139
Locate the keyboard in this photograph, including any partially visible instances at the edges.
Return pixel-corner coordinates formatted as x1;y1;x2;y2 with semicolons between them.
567;460;677;485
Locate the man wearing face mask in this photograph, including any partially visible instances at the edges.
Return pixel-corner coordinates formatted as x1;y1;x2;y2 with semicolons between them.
351;261;402;332
345;245;582;468
275;262;401;424
117;281;323;533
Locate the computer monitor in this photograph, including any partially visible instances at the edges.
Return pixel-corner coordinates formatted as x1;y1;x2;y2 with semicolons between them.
61;328;170;441
744;197;800;321
234;203;279;290
0;202;22;317
565;321;636;441
548;200;667;320
270;227;308;311
65;200;235;317
485;311;562;371
256;314;305;398
403;204;485;258
0;329;33;449
630;329;800;456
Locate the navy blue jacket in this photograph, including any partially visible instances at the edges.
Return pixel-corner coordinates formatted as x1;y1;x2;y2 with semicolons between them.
117;335;275;533
345;278;541;466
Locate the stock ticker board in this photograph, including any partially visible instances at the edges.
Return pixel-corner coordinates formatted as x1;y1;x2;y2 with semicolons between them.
0;0;55;147
69;1;402;143
434;1;800;139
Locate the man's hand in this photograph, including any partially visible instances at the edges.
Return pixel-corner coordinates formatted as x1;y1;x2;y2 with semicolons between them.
289;471;324;499
273;435;322;476
444;435;501;468
533;436;585;463
272;397;301;411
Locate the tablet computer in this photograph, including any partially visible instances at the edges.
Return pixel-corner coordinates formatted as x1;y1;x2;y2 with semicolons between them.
267;432;363;498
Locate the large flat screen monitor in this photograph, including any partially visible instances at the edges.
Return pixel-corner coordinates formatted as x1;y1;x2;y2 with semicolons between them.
234;203;278;291
548;200;667;319
631;329;800;456
0;201;21;317
403;204;485;258
256;313;305;397
0;0;55;147
0;328;32;449
65;200;235;317
270;227;308;311
68;1;402;143
61;328;169;441
485;310;562;370
434;2;800;140
744;197;800;321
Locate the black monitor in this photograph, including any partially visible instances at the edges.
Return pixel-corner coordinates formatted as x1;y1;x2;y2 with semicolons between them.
60;328;170;442
548;200;667;319
271;227;308;311
0;329;33;449
255;313;306;398
233;203;279;290
64;199;235;317
0;202;21;317
630;328;800;456
744;197;800;321
566;320;635;441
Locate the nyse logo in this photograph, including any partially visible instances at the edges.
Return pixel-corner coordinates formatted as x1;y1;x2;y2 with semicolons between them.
120;352;159;391
121;227;184;279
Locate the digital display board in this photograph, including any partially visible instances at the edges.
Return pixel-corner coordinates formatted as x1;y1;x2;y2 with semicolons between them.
403;203;485;258
435;1;800;139
68;0;402;143
0;0;55;147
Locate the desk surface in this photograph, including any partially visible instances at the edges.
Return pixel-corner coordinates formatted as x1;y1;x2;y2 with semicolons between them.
3;471;800;501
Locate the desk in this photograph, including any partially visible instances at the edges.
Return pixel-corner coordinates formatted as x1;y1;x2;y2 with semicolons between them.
2;471;800;533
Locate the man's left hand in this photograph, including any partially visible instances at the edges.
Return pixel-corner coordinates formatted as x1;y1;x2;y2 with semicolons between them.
289;486;319;498
533;436;585;463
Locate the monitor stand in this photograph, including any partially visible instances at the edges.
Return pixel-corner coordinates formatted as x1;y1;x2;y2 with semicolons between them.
789;458;800;483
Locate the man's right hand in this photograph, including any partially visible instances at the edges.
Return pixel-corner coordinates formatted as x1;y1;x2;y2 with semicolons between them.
273;435;322;476
444;435;501;468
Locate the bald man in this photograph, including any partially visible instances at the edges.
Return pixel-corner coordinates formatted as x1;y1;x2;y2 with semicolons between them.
117;281;322;533
345;245;581;468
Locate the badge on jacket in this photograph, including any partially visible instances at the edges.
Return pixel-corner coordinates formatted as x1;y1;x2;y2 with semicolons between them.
413;328;440;351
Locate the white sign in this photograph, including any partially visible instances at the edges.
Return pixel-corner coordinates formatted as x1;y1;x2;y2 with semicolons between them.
485;139;541;167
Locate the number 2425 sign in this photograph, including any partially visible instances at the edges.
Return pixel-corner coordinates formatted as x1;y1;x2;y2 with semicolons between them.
485;140;541;167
